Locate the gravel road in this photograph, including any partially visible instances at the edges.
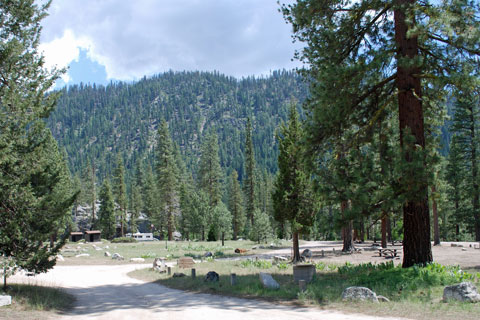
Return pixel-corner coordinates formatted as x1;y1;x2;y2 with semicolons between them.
10;264;406;320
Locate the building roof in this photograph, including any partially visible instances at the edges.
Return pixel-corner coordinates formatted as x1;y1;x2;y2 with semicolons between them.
84;230;101;234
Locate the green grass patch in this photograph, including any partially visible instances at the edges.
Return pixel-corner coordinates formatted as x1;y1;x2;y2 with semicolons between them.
111;237;137;243
6;283;75;311
129;261;480;320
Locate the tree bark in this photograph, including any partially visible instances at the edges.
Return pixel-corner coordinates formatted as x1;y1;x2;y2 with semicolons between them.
432;185;440;245
394;0;432;267
292;230;300;262
342;220;354;252
381;213;387;248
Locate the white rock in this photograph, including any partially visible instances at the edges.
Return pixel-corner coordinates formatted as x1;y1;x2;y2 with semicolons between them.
0;295;12;307
259;272;280;290
56;254;65;262
342;287;379;303
75;253;90;258
104;251;111;257
130;258;145;263
443;282;480;303
112;253;124;260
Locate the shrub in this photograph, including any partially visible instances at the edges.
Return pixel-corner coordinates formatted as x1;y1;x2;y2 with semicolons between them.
111;237;137;243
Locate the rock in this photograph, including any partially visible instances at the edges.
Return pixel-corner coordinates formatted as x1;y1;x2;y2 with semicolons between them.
301;249;312;258
252;246;258;250
443;282;480;303
154;267;166;273
105;245;109;249
0;295;12;307
95;247;102;251
173;272;186;277
112;253;124;260
153;257;165;269
462;248;467;251
259;272;280;289
204;271;219;282
104;251;111;257
204;251;213;257
56;254;65;262
234;248;247;254
75;253;90;258
173;231;182;240
342;287;379;303
259;245;266;249
130;258;145;263
377;295;390;302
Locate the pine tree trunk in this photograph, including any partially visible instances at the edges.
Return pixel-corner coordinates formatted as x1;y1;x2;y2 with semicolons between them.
381;213;387;248
432;185;440;245
222;232;225;246
394;0;432;267
167;210;173;241
360;218;365;242
292;231;300;262
342;220;354;252
387;216;392;243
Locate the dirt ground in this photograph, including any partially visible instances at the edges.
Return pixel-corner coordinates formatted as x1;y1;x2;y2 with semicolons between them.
265;241;480;270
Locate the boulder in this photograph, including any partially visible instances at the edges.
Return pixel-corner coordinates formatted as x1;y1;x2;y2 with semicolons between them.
259;272;280;290
56;254;65;262
204;271;219;282
130;258;145;263
443;282;480;303
273;256;288;262
173;231;182;240
153;258;165;269
0;295;12;307
342;287;379;303
234;248;247;254
112;253;124;260
104;251;111;257
75;253;90;258
301;249;312;258
204;251;213;258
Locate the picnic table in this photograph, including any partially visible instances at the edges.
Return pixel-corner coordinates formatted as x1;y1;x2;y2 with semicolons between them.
378;248;401;258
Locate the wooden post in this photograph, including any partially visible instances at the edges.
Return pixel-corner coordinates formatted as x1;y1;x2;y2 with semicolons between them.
167;266;171;275
299;280;306;292
230;273;237;286
191;268;196;279
321;250;324;257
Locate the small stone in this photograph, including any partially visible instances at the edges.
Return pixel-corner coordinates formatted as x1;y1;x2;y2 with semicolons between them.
234;248;247;254
0;295;12;307
75;253;90;258
112;253;124;260
274;256;288;262
130;258;145;263
377;295;390;302
443;282;480;303
204;271;219;282
104;251;111;257
95;247;102;251
56;254;65;262
173;272;186;277
342;287;379;303
259;272;280;290
204;251;213;258
105;245;109;249
462;248;467;251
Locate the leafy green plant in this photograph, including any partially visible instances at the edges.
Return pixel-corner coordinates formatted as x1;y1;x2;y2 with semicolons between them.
140;252;157;259
276;262;289;270
111;237;137;243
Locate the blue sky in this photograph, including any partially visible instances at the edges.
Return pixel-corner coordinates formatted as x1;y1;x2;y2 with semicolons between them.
39;0;301;88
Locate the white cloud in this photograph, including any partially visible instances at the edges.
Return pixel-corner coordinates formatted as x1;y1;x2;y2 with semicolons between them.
40;0;301;81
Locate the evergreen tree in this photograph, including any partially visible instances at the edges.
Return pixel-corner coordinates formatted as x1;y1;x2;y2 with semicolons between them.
449;89;480;240
228;170;245;240
198;129;222;206
97;179;115;239
250;209;272;243
142;165;160;233
282;0;480;267
0;0;76;289
113;154;127;237
212;202;233;246
244;118;256;225
272;105;316;261
156;120;179;241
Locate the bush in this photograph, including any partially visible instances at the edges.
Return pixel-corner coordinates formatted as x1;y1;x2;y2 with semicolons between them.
111;237;137;243
240;259;272;269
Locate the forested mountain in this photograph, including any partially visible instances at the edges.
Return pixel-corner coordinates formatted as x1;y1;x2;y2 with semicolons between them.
48;70;308;182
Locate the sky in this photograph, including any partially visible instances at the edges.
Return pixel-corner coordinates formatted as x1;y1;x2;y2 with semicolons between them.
38;0;302;88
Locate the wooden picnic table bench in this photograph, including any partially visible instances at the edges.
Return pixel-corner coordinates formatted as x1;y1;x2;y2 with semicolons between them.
378;248;401;258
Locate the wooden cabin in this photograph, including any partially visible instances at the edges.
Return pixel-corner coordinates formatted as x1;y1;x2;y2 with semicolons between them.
70;232;83;242
84;230;101;242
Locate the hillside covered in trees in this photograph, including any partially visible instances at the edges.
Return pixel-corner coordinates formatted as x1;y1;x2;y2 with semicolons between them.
48;70;308;182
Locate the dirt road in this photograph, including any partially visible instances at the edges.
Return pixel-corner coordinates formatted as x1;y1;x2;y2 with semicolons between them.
10;264;405;320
